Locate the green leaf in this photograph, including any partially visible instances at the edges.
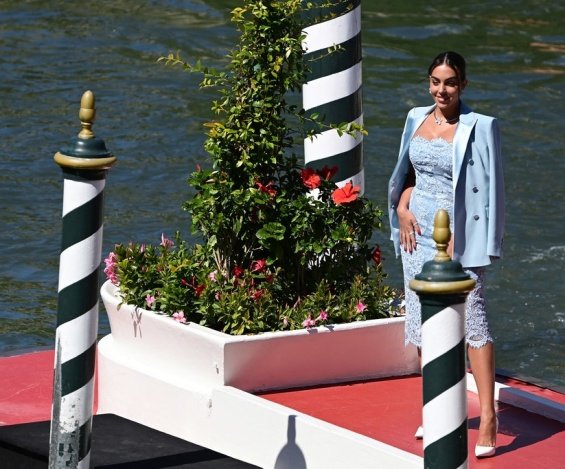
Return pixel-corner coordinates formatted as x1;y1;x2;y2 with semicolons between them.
256;222;286;241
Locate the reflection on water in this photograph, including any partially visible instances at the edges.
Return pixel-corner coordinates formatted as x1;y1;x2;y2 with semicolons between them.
0;0;563;387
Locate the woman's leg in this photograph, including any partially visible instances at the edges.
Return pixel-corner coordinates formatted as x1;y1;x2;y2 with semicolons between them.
468;343;497;447
465;267;497;447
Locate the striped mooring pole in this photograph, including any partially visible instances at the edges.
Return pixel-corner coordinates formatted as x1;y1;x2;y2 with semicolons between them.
49;91;116;468
302;0;364;193
409;210;476;469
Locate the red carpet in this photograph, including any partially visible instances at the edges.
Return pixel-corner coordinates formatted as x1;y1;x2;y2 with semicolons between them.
2;350;563;468
260;375;565;468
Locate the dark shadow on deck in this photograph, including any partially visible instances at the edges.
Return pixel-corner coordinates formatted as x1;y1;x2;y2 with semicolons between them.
0;413;259;468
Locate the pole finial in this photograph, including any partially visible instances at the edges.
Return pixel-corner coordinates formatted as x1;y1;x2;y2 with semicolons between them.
409;209;475;294
433;209;451;262
55;91;116;171
78;90;96;139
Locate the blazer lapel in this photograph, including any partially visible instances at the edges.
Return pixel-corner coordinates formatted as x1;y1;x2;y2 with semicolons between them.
453;103;477;190
404;105;433;148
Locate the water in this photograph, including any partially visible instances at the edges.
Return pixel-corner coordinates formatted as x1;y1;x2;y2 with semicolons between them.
1;1;563;388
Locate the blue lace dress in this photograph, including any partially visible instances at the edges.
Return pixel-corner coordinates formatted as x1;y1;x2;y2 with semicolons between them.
401;136;493;349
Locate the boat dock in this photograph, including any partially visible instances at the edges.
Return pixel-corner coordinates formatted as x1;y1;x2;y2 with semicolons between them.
1;349;563;468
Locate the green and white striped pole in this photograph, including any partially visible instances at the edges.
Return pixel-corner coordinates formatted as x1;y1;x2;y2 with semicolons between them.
410;210;476;469
49;91;116;468
302;0;364;193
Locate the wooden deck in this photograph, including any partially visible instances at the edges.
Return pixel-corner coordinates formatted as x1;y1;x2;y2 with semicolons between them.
1;349;563;468
260;375;565;468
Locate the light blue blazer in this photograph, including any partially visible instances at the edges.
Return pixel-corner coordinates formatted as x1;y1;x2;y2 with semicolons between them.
388;102;505;268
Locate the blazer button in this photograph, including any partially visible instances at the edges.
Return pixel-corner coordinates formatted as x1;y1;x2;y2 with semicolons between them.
473;187;479;193
474;215;480;220
469;160;475;166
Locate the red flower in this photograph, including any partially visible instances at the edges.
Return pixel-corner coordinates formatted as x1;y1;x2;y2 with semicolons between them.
331;181;360;205
372;245;382;265
301;167;321;189
250;289;264;302
194;284;205;297
233;266;244;278
256;181;277;197
251;259;267;273
318;165;338;181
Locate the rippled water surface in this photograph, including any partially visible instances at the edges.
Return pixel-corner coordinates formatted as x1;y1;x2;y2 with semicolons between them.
1;0;563;388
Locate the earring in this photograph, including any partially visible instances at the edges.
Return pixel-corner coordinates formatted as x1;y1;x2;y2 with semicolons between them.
428;89;432;94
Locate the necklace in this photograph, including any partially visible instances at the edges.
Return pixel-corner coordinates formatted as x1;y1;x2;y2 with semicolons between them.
433;109;459;125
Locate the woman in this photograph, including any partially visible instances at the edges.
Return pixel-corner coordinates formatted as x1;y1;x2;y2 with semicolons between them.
388;51;505;458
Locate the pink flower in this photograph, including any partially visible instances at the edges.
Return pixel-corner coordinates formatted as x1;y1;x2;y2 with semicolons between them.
283;317;289;327
103;252;119;285
251;259;267;273
316;310;328;322
173;311;187;323
302;315;316;328
301;167;321;189
356;301;367;313
104;251;117;266
145;294;156;308
160;233;174;249
208;270;218;282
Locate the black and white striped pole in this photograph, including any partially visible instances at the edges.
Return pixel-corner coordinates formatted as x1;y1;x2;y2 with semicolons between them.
49;91;116;468
302;0;364;193
409;210;476;469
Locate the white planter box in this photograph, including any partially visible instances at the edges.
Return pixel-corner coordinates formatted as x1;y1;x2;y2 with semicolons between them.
100;280;419;393
97;280;421;468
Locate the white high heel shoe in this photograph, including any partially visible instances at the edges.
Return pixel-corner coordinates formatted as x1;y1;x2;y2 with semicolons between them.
414;425;424;439
474;417;498;458
475;444;496;458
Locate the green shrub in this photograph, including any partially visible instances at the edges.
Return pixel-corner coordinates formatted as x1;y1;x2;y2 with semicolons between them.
105;1;402;334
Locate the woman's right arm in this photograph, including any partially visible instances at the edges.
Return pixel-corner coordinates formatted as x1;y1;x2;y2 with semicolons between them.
397;165;421;253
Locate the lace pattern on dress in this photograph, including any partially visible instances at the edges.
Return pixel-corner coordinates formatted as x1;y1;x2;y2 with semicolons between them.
404;267;493;349
402;136;493;349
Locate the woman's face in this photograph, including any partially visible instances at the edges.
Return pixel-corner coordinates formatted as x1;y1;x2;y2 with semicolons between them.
429;64;467;111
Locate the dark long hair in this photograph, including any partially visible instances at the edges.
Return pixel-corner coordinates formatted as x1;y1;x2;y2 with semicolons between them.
428;51;467;83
